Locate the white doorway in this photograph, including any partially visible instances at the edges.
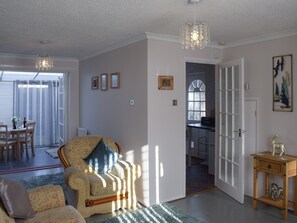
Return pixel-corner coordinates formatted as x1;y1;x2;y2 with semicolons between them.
244;97;258;197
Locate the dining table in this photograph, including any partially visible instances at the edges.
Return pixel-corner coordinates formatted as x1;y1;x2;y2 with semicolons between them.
0;126;30;160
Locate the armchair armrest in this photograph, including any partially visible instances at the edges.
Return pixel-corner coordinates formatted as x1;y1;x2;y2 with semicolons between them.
64;166;90;195
111;160;141;180
28;185;65;213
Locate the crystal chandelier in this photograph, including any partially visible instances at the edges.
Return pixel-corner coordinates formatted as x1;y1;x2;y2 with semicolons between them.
35;41;54;71
181;0;210;50
35;55;53;71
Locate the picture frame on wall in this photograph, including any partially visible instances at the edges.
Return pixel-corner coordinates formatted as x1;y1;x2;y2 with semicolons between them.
91;76;98;90
100;73;108;91
110;72;120;89
272;54;293;112
158;75;174;90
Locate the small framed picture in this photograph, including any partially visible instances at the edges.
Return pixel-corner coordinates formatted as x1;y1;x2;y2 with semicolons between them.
110;72;120;89
100;73;108;91
158;75;173;90
91;76;98;90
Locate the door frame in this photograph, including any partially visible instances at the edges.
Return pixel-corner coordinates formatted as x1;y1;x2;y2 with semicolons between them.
184;57;221;196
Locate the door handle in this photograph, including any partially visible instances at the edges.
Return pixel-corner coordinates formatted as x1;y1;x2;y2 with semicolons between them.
234;129;242;137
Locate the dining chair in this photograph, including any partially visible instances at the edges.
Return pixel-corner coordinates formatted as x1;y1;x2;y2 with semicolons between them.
19;122;35;158
0;124;18;161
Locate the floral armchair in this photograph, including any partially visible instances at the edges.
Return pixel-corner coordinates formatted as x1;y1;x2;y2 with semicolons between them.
0;184;85;223
58;135;141;218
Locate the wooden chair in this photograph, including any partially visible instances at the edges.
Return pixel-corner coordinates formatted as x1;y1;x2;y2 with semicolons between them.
0;124;18;161
19;122;35;158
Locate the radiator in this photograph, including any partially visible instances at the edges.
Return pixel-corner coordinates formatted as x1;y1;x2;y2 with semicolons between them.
77;127;87;136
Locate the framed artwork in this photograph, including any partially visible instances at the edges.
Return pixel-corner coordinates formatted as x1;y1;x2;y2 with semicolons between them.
100;73;108;91
272;54;293;112
110;72;120;89
158;75;174;90
91;76;98;90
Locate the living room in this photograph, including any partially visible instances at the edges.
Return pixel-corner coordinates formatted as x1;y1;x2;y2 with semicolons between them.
1;1;297;222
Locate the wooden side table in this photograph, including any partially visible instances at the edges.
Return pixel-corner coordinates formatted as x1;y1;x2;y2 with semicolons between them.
252;151;297;220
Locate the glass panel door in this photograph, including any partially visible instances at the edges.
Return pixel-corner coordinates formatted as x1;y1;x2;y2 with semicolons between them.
217;58;245;203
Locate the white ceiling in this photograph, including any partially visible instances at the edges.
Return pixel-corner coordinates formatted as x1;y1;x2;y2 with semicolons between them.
0;0;297;60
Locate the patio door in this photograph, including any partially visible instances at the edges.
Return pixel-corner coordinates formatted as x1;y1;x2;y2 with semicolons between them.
216;58;245;203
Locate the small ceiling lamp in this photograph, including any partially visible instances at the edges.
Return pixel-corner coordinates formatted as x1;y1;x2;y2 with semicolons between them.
35;41;54;71
181;0;210;50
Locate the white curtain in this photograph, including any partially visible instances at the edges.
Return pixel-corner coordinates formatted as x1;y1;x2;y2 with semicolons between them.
14;80;60;147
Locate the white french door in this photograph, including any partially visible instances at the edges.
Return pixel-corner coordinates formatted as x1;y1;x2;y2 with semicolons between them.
216;58;245;203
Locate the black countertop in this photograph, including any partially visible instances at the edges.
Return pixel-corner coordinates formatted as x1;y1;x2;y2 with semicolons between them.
187;123;215;131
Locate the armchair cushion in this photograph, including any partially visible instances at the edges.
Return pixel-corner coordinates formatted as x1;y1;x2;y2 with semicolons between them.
83;139;121;174
0;177;35;219
89;174;126;196
27;185;65;213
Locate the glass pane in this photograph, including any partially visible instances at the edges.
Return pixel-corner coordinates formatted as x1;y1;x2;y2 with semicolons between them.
200;83;205;91
189;102;194;110
227;91;233;113
201;112;206;117
234;65;239;89
194;112;201;121
194;92;201;101
220;136;225;157
220;114;226;136
201;92;205;101
194;102;200;110
234;163;239;189
234;90;239;114
227;138;233;161
201;102;206;111
227;114;233;137
221;91;226;112
227;161;232;185
220;159;226;181
221;68;226;90
188;92;194;101
188;111;194;120
227;67;233;89
234;139;239;164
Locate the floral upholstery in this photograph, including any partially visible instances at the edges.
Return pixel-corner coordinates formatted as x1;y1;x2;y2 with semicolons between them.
0;185;85;223
58;135;141;218
28;185;65;213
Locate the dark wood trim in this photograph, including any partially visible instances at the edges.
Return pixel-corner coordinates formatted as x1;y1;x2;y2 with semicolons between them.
57;145;69;168
85;191;128;207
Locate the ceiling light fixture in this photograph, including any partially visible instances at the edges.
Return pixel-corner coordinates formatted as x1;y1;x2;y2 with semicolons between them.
35;41;54;71
181;0;210;50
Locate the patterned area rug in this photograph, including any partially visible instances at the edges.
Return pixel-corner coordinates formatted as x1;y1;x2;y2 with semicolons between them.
17;173;203;223
87;203;203;223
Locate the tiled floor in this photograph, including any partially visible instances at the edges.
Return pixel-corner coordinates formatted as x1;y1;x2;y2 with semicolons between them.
0;147;61;174
186;156;214;195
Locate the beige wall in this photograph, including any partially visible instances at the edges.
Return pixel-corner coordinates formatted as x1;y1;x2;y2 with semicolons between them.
147;39;222;204
223;35;297;155
79;38;223;206
79;40;148;203
0;54;79;141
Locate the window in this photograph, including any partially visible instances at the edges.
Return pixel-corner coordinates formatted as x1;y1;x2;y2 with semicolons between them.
188;79;206;121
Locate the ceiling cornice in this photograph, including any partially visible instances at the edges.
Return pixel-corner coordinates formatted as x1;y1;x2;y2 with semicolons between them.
0;53;78;62
223;28;297;49
80;33;147;61
145;32;224;49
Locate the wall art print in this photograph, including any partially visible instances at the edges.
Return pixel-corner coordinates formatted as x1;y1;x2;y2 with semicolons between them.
273;54;293;112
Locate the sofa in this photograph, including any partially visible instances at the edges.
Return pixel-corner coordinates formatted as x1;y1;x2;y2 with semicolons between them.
58;135;141;218
0;184;85;223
